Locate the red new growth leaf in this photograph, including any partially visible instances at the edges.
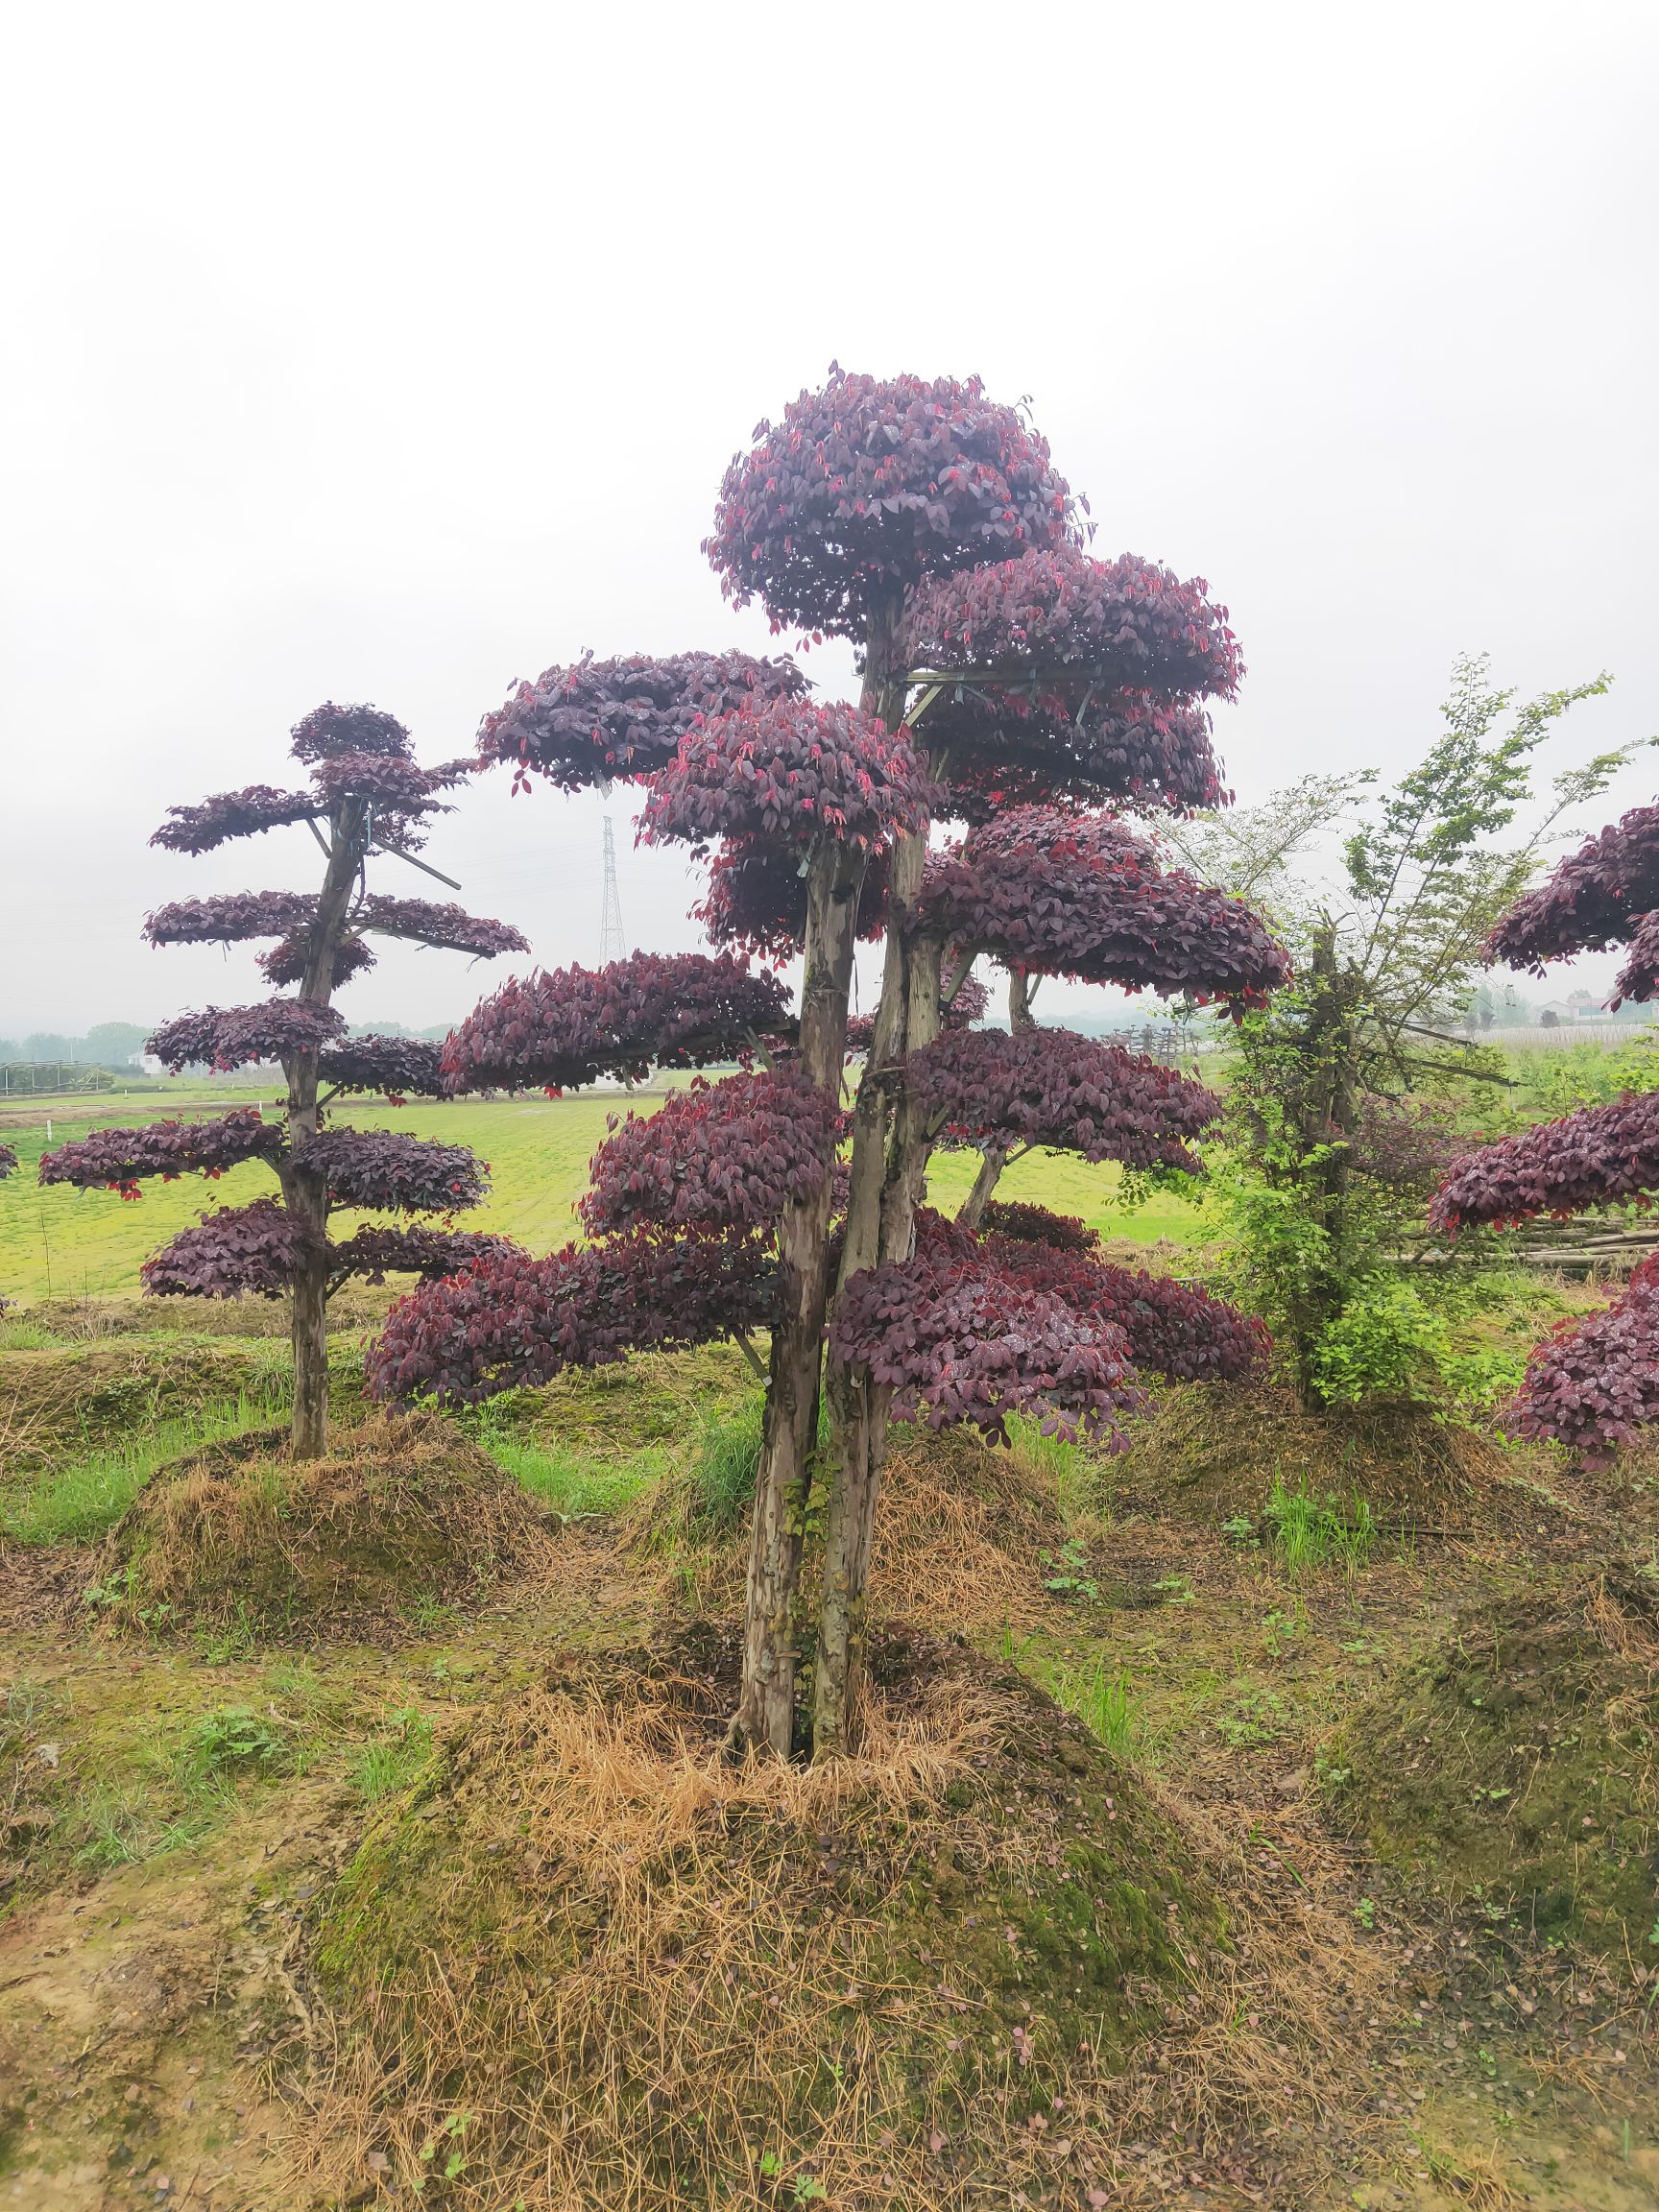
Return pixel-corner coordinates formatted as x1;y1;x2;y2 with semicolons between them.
478;650;808;791
443;952;792;1094
581;1072;840;1236
706;367;1079;637
39;1109;282;1198
921;806;1290;1004
147;1000;347;1073
366;1226;779;1406
911;1025;1219;1170
641;699;935;856
1431;1091;1659;1231
290;1129;489;1214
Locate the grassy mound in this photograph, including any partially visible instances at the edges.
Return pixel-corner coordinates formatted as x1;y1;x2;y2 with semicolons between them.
301;1627;1216;2210
93;1411;558;1638
1112;1381;1503;1523
1325;1571;1659;1964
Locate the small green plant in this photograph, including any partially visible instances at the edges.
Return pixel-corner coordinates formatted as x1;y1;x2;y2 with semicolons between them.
1213;1685;1292;1748
1353;1895;1376;1929
1262;1473;1376;1576
1150;1573;1193;1605
1053;1657;1142;1758
350;1708;435;1803
1220;1512;1258;1546
173;1703;299;1795
418;2110;472;2184
1039;1535;1099;1601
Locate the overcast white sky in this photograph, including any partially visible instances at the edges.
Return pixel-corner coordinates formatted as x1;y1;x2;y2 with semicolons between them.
3;1;1656;1038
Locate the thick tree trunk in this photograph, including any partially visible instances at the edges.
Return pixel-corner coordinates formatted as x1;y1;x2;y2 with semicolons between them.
281;802;365;1459
733;836;865;1756
813;599;932;1756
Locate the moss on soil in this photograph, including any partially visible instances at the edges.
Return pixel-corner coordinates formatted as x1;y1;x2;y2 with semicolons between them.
304;1625;1216;2210
1326;1573;1659;1965
96;1411;557;1639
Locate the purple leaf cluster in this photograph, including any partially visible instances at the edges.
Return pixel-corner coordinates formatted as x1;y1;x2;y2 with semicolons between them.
640;699;935;856
261;931;379;987
478;650;809;793
697;842;889;961
910;546;1242;700
144;891;317;949
355;895;530;958
1431;1091;1659;1232
366;1226;780;1406
327;1222;521;1286
830;1244;1144;1446
921;805;1290;1004
706;367;1079;637
981;1233;1268;1384
0;1142;17;1181
910;1025;1220;1169
140;1198;310;1297
937;692;1224;822
443;952;792;1094
290;1129;489;1214
38;1109;282;1199
316;1034;448;1099
1505;1253;1659;1467
151;787;319;855
289;701;414;762
1485;802;1659;975
146;999;347;1074
580;1072;839;1236
975;1199;1099;1253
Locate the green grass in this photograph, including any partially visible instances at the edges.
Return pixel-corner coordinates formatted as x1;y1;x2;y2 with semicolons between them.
0;1392;284;1544
1;1086;1200;1302
349;1708;435;1803
1262;1472;1378;1575
1046;1656;1145;1759
473;1430;660;1518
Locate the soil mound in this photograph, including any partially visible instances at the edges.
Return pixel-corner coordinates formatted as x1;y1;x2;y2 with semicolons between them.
1326;1571;1659;1965
0;1339;284;1473
96;1411;557;1638
1112;1382;1502;1523
299;1626;1216;2210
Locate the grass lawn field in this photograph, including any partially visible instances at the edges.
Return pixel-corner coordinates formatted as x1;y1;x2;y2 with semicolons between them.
0;1083;1203;1300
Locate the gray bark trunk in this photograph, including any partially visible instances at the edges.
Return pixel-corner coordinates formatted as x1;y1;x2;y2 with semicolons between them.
733;836;865;1756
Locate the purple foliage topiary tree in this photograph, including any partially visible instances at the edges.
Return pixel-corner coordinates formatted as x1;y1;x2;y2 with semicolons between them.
370;369;1287;1757
38;703;527;1457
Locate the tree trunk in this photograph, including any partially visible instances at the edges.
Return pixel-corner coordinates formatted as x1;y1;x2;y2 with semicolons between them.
733;836;865;1756
281;801;366;1459
812;594;920;1759
1285;926;1360;1412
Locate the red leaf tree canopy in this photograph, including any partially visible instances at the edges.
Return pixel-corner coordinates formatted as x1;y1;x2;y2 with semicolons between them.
477;649;808;793
44;699;526;1455
1485;802;1659;983
706;367;1079;637
922;805;1290;1005
910;1025;1221;1171
1431;1091;1659;1230
581;1072;840;1236
441;950;792;1094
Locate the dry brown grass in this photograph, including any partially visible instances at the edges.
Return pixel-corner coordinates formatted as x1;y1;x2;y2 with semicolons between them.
293;1635;1215;2212
101;1410;558;1638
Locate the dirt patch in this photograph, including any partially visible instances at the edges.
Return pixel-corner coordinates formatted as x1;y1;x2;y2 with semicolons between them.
95;1412;559;1641
1327;1570;1659;1969
295;1624;1216;2211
